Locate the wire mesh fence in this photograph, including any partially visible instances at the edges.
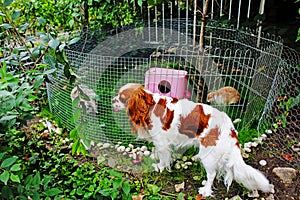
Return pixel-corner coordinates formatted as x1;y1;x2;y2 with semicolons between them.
259;46;300;169
46;1;299;168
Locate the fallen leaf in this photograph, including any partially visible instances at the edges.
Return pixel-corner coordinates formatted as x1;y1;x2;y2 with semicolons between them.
281;153;294;161
196;194;206;200
175;182;185;192
131;194;145;200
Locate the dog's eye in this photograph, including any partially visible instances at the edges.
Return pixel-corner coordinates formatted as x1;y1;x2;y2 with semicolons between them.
119;97;127;103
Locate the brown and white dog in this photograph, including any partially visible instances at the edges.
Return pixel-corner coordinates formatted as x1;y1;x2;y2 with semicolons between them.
112;83;274;197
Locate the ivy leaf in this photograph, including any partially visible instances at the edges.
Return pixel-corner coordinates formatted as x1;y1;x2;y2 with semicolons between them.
10;164;21;172
1;156;18;168
68;37;80;46
43;54;57;68
3;0;13;7
0;171;9;185
71;138;80;155
10;173;20;183
49;38;60;50
12;10;21;21
37;17;46;26
69;19;74;27
137;0;143;7
44;188;62;197
147;184;161;195
18;23;29;31
0;23;13;29
122;181;131;196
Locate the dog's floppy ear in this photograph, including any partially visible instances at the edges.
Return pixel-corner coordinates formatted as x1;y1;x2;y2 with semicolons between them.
127;86;155;133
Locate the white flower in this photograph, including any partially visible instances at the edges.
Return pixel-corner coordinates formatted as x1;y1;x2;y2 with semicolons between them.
243;147;251;152
125;147;131;152
128;144;134;149
182;156;188;162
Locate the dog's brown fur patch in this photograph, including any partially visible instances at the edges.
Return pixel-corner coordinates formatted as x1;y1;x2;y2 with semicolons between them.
178;105;211;138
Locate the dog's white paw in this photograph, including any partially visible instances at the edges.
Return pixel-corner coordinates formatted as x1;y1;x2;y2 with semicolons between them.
270;184;275;193
152;163;165;172
198;186;213;197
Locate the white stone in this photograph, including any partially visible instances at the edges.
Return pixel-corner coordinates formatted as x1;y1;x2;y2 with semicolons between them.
117;146;126;152
185;161;193;166
261;134;267;138
131;149;137;153
243;147;251;152
141;146;148;151
143;150;151;156
125;147;131;152
175;182;185;192
97;142;103;147
251;142;258;147
90;140;95;146
265;129;272;134
259;160;267;166
244;142;252;148
233;118;241;124
131;153;137;160
175;163;181;169
103;143;110;148
272;167;297;184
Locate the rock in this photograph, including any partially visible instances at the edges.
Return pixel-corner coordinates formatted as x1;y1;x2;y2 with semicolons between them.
259;159;267;166
272;167;297;184
175;182;185;192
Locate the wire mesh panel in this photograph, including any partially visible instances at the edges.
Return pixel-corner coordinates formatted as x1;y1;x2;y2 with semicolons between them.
47;50;150;145
259;47;300;169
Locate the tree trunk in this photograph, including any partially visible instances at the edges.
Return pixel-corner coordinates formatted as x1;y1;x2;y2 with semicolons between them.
199;0;210;52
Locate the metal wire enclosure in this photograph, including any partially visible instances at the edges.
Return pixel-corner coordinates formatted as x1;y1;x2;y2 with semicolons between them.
47;20;283;139
46;1;299;167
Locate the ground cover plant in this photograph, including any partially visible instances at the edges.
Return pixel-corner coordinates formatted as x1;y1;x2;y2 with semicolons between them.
1;0;299;199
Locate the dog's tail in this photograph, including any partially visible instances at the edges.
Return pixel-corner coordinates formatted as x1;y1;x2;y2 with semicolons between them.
227;146;274;195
